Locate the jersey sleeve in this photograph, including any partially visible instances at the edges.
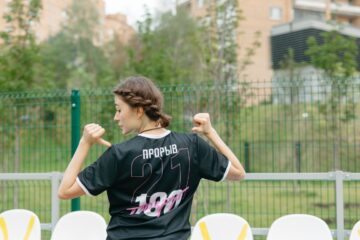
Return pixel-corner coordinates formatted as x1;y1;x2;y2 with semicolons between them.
77;146;119;196
193;134;231;181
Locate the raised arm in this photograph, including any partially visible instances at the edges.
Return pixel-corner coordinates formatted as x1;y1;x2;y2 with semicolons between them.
192;113;245;181
58;123;111;199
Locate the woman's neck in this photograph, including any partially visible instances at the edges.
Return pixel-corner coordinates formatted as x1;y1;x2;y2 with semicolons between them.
138;122;166;135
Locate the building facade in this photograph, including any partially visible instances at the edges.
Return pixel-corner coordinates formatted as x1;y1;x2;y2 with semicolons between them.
177;0;360;85
0;0;134;45
102;13;135;45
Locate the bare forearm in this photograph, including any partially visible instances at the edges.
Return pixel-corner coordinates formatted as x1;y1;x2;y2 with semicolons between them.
205;128;245;174
192;113;245;180
58;138;91;195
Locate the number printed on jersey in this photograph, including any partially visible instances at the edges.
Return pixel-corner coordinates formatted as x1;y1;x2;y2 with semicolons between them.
127;187;189;217
127;146;191;218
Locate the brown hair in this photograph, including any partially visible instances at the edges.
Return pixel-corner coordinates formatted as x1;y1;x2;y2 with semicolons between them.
113;76;171;128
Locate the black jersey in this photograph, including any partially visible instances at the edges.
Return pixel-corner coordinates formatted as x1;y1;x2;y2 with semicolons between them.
77;130;231;240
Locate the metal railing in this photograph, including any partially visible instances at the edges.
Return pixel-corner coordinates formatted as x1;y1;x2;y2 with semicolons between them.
244;171;357;239
0;172;62;231
1;171;359;240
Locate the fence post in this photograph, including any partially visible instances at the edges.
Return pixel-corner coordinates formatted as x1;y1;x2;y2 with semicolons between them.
71;89;81;211
51;172;60;231
335;170;345;240
244;141;250;172
295;141;301;173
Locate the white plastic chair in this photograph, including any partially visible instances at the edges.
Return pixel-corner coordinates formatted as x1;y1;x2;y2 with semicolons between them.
51;211;107;240
350;220;360;240
266;214;333;240
0;209;41;240
190;213;253;240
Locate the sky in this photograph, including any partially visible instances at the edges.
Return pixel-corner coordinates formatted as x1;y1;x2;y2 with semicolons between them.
104;0;176;28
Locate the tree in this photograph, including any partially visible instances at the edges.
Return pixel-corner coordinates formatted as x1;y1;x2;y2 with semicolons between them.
306;31;357;80
103;34;129;81
305;30;358;119
203;0;261;85
276;48;306;104
0;0;42;91
0;0;43;208
120;0;260;87
199;0;261;131
63;0;99;41
39;33;114;89
120;8;209;85
38;0;115;89
305;29;358;169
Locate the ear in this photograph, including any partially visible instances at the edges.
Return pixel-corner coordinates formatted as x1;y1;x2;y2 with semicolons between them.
136;107;144;119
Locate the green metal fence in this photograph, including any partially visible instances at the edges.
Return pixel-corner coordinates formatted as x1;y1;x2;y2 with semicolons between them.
2;82;360;173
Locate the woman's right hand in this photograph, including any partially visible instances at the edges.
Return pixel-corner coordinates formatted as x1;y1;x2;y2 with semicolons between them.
82;123;112;147
192;113;214;136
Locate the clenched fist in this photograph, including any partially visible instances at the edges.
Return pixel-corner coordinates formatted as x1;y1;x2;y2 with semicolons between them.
192;113;214;135
82;123;111;147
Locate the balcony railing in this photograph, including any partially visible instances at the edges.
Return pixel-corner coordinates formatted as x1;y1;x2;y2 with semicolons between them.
295;0;360;17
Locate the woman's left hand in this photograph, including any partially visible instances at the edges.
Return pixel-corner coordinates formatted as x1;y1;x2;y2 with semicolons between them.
82;123;112;147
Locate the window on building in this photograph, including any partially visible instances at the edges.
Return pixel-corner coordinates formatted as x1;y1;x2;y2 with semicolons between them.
4;26;13;33
61;11;67;20
270;6;282;20
197;0;204;7
294;9;324;21
107;29;114;38
3;5;11;14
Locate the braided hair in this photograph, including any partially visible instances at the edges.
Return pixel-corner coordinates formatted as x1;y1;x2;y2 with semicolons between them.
113;76;172;128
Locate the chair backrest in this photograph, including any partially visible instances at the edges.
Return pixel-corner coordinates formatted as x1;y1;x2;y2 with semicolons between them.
350;220;360;240
51;211;107;240
0;209;41;240
266;214;333;240
190;213;253;240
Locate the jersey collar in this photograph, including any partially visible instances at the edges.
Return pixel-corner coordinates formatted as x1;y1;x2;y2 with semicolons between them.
138;130;171;139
